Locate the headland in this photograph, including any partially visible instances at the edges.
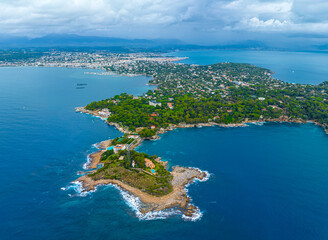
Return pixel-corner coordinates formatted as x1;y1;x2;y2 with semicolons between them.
72;52;327;221
75;131;209;219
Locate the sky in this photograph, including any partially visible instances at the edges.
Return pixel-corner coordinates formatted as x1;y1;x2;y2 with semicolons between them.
1;0;328;46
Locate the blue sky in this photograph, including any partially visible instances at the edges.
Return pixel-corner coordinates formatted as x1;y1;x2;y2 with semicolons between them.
1;0;328;46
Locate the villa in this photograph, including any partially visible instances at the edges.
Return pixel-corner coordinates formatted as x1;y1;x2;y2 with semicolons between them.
113;144;127;153
98;108;111;117
127;135;139;139
149;101;162;107
145;158;155;169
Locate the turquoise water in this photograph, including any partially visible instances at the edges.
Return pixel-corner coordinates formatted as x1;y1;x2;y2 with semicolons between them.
165;50;328;84
1;52;328;240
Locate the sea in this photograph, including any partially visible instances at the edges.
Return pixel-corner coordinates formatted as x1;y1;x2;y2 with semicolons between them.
165;50;328;84
0;50;328;240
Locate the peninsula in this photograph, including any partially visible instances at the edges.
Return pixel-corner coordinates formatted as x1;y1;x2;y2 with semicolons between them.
73;53;328;219
3;49;327;219
75;134;208;218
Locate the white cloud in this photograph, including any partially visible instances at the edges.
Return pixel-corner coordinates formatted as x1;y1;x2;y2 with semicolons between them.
246;17;288;29
0;0;327;41
0;0;201;36
223;0;292;14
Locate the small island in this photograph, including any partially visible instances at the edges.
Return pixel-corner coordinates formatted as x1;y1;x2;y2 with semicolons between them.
75;134;208;218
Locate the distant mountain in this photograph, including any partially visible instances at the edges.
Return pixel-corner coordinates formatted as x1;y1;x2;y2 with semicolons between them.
0;34;188;50
0;34;326;52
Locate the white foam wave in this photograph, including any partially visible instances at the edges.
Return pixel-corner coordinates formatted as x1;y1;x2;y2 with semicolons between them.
62;181;96;197
182;206;203;222
110;184;181;220
92;143;101;149
82;154;92;170
64;168;210;221
181;168;211;221
191;168;211;183
248;122;264;126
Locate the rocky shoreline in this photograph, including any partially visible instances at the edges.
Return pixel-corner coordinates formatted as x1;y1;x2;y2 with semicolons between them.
74;106;326;219
77;135;208;218
76;166;208;217
73;111;210;218
75;107;327;138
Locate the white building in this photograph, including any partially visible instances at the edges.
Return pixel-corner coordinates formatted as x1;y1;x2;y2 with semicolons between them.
149;101;162;107
128;135;139;139
113;144;127;153
98;108;111;117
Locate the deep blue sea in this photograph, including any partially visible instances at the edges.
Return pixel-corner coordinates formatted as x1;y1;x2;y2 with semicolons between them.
165;50;328;84
1;51;328;240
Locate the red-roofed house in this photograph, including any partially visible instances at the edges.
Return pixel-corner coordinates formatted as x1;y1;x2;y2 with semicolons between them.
167;103;174;109
145;158;155;169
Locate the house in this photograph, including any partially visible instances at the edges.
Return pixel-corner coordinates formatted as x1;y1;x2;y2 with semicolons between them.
145;158;155;169
98;108;111;117
151;125;156;129
135;127;145;133
167;103;174;109
258;97;266;101
132;160;136;168
213;116;220;120
149;101;162;107
127;135;139;139
119;156;125;161
113;144;126;153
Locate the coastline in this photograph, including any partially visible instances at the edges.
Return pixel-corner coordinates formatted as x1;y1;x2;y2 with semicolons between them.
0;56;188;69
73;105;327;220
76;166;209;218
75;106;328;137
75;108;210;219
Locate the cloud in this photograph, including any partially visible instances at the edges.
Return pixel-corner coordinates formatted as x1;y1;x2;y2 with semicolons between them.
0;0;327;44
242;17;289;30
0;0;202;36
214;0;328;35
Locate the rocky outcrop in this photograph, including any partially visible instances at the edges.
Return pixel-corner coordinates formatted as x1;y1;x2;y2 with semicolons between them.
76;166;208;217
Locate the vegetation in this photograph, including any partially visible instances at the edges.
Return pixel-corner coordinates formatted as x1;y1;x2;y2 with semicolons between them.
85;61;328;130
85;56;328;197
139;128;157;138
90;149;172;196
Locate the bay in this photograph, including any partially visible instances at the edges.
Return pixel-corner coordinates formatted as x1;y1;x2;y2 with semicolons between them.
165;50;328;84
